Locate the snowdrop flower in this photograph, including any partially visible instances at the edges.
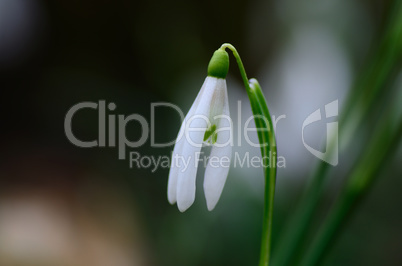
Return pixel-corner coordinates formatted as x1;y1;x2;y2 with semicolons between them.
168;49;233;212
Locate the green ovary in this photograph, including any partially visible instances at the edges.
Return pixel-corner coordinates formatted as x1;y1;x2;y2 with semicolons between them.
203;124;218;144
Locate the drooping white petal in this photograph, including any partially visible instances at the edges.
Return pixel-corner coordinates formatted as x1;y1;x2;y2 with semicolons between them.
175;120;206;212
176;77;222;212
168;137;185;204
167;78;209;204
204;85;232;211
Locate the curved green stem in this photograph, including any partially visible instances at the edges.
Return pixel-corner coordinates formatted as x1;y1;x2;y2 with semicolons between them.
220;43;250;93
221;43;277;266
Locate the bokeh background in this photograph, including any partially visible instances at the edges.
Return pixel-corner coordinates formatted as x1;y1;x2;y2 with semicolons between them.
0;0;401;265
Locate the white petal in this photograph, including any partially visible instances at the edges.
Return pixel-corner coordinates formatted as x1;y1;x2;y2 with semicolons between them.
207;79;227;121
167;78;209;204
176;77;219;212
168;137;185;204
204;87;232;211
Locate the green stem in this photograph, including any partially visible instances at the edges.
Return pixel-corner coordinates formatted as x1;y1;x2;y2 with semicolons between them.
221;43;277;266
220;43;251;93
250;79;278;266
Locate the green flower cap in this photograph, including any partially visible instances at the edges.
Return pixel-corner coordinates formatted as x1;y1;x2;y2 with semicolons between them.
207;49;229;79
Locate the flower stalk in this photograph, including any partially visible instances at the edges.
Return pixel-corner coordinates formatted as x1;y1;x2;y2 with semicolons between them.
220;43;277;266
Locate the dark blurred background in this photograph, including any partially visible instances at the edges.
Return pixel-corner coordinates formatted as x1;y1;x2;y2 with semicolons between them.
0;0;401;265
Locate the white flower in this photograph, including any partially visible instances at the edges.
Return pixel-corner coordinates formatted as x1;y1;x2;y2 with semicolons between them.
167;49;232;212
